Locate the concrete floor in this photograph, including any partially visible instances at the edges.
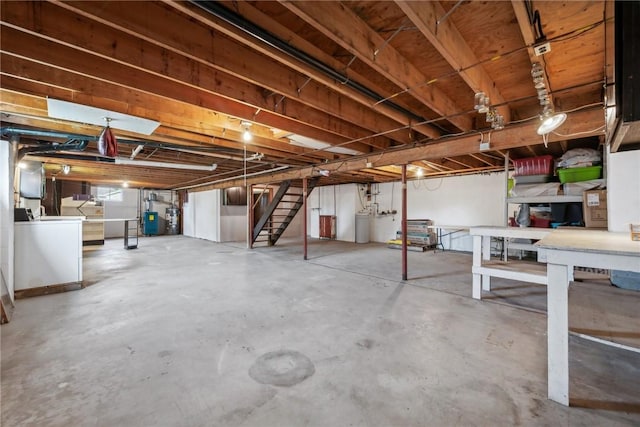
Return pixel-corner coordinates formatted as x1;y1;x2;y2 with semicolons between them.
2;235;639;426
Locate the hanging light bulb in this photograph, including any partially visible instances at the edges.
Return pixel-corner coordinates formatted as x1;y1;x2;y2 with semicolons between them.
416;168;424;178
241;121;252;142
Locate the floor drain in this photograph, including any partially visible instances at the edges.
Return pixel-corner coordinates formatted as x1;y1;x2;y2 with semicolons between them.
249;349;315;387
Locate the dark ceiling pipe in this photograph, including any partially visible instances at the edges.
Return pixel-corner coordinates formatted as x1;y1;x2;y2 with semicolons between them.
3;127;241;155
1;127;96;141
28;152;116;163
190;1;443;131
18;139;90;160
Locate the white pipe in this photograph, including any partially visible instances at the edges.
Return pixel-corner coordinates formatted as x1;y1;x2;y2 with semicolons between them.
130;144;144;160
175;165;289;190
114;157;217;171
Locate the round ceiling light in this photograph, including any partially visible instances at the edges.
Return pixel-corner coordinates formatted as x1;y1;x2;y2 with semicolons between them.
537;112;567;135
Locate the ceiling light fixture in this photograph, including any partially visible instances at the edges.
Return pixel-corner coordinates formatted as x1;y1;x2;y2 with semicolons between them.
530;62;566;136
416;168;424;177
62;164;71;175
241;121;252;142
122;181;129;188
474;93;504;130
537;110;567;135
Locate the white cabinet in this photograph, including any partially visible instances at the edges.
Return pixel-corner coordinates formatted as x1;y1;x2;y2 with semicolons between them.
14;219;83;291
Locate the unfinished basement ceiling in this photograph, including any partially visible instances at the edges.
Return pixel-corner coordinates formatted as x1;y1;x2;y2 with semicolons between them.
0;1;612;190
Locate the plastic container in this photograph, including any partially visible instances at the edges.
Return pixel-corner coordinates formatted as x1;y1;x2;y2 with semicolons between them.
531;217;551;228
557;166;602;183
513;155;554;176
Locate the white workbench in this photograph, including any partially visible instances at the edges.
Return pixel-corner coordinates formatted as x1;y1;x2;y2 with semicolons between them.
469;226;552;299
536;229;640;406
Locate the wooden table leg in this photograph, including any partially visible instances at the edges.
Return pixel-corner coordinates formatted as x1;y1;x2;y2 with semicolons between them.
547;262;570;405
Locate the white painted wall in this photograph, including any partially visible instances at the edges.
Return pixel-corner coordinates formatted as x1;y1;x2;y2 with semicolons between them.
101;188;138;238
220;205;246;242
183;152;639;249
607;148;640;232
308;184;359;241
184;189;220;242
1;140;17;301
183;199;195;237
367;173;506;251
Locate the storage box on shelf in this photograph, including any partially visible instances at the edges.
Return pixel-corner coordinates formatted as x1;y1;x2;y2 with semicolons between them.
513;155;554;176
557;165;602;183
582;189;608;228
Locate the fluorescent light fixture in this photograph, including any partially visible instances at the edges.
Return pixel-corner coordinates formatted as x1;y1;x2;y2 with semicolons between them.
537;112;567;135
288;134;362;155
47;99;160;135
114;158;218;171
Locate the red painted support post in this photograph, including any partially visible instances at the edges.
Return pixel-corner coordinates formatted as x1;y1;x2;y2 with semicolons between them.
402;164;408;281
303;177;308;260
248;184;254;249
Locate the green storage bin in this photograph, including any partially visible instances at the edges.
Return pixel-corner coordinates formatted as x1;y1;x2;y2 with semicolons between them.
557;166;601;183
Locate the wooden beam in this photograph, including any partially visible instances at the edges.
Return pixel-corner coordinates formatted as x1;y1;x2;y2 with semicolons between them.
0;76;333;162
278;1;472;132
395;0;511;123
468;153;498;167
443;157;477;169
190;108;603;190
0;3;393;149
163;0;441;140
52;0;394;150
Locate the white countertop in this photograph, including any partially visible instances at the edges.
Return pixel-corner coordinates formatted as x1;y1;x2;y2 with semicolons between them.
536;229;640;257
469;225;551;239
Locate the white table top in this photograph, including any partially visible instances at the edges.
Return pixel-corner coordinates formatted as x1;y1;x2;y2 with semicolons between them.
470;225;551;239
536;229;640;257
427;225;470;230
84;218;138;222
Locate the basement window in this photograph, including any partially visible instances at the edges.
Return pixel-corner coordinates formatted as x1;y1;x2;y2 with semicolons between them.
95;186;123;202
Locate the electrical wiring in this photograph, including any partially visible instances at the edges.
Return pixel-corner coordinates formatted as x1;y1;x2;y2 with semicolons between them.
552;125;605;138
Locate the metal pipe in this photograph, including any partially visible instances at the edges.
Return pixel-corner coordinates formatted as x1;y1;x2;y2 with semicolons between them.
248;183;254;249
114;158;217;171
303;177;308;260
1;127;94;141
401;164;408;281
19;139;90;160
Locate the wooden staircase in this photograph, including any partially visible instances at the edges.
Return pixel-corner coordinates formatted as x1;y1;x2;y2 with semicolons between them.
252;178;318;247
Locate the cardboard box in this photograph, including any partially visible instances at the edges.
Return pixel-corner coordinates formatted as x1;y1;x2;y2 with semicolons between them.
582;190;608;228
